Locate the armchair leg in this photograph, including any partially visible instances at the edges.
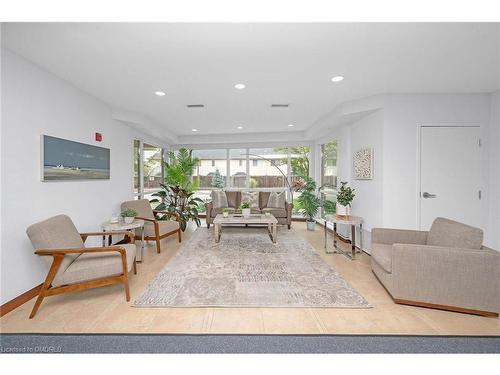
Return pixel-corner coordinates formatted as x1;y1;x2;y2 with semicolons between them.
207;223;210;229
30;255;63;319
123;278;130;302
177;229;182;243
288;224;291;229
155;237;161;253
133;258;137;275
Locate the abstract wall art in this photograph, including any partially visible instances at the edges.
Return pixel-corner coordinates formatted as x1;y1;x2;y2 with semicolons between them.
353;147;373;180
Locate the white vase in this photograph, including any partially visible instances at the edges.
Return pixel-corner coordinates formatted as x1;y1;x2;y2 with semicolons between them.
336;204;348;217
242;208;251;217
223;211;229;218
123;216;134;224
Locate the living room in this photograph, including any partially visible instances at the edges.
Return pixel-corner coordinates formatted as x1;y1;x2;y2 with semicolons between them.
1;3;499;362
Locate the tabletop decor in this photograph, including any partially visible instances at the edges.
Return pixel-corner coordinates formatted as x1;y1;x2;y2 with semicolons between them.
121;208;138;224
336;181;355;218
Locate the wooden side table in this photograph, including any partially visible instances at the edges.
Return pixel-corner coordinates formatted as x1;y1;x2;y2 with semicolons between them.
102;219;145;262
324;214;363;260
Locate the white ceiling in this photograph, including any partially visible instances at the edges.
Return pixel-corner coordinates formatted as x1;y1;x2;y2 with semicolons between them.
2;23;499;142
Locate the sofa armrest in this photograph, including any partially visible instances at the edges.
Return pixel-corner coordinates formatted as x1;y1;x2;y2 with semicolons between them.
372;228;428;245
391;243;500;312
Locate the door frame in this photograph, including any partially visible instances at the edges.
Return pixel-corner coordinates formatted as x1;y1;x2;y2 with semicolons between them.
416;124;481;230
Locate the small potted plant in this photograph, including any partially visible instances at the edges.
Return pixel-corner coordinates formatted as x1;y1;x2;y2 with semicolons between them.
121;208;138;224
240;202;251;217
336;181;355;218
222;207;231;218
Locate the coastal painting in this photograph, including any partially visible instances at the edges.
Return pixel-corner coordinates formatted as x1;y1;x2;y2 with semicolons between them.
42;135;110;181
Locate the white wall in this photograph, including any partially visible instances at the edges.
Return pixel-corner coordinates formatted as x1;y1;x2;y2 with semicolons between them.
0;50;168;304
382;94;492;236
487;91;500;250
316;93;496;251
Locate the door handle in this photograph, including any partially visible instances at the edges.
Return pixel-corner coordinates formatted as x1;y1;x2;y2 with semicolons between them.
422;192;437;198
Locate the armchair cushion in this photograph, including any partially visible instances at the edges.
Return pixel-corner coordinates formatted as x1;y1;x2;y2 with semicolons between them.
121;199;155;220
26;215;85;277
52;244;136;287
427;217;483;249
144;220;180;237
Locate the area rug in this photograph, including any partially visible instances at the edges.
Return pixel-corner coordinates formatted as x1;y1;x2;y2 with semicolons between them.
133;227;371;308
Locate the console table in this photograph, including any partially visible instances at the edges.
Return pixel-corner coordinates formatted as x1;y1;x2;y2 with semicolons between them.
324;214;363;260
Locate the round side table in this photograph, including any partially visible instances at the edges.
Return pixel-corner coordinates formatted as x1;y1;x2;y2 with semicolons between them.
102;219;145;262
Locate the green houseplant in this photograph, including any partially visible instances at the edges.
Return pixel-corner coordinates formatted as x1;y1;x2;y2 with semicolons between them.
121;208;138;224
239;202;251;217
336;181;355;217
296;176;321;231
150;148;203;231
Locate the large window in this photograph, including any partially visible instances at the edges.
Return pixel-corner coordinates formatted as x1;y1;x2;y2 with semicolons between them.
185;146;311;216
320;141;338;217
249;148;288;189
133;140;166;200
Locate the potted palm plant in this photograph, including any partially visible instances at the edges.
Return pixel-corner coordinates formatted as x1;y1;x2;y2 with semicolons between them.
296;176;321;231
336;181;355;218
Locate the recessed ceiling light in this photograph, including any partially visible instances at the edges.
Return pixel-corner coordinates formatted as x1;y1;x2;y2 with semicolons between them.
331;76;344;82
288;124;295;127
234;83;246;90
191;128;198;132
237;126;243;129
155;91;166;96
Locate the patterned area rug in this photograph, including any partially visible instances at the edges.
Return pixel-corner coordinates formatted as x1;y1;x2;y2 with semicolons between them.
134;227;371;308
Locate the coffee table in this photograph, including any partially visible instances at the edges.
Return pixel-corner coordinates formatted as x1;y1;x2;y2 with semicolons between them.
213;213;278;243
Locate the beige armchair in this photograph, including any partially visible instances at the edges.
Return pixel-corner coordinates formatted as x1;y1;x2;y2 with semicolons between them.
121;199;181;253
26;215;137;318
371;217;500;317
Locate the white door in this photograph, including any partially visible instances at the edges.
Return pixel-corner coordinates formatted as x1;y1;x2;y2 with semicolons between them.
420;126;481;230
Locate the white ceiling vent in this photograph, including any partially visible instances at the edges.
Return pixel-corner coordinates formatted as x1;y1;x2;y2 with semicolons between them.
186;104;205;108
271;104;289;108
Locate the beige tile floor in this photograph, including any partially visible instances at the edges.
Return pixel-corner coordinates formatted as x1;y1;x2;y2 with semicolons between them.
1;221;499;335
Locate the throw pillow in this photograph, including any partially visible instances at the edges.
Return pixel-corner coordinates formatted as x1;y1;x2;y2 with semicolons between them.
267;191;286;208
241;191;260;209
211;190;228;209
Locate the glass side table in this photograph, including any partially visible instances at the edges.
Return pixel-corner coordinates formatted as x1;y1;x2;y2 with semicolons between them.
102;219;145;262
324;214;363;260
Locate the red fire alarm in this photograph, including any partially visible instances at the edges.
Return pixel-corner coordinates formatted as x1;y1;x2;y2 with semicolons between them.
95;132;102;142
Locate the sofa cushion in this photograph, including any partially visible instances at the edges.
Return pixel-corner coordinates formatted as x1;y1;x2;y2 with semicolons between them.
53;243;136;287
225;191;240;208
144;220;180;236
427;217;483;249
210;207;236;218
267;191;286;208
371;243;393;273
262;207;287;218
211;190;228;209
241;191;260;209
259;192;271;208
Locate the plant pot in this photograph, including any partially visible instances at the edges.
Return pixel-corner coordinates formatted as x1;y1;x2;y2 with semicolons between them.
123;216;134;224
306;220;316;231
242;208;251;217
223;212;229;218
336;204;349;217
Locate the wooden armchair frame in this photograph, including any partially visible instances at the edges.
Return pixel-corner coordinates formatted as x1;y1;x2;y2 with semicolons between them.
29;231;136;319
135;211;182;254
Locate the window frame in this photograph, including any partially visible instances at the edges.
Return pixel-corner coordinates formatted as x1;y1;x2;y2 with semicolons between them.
132;139;167;200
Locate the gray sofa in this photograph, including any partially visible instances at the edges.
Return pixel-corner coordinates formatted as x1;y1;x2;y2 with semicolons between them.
371;217;500;317
205;191;293;229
